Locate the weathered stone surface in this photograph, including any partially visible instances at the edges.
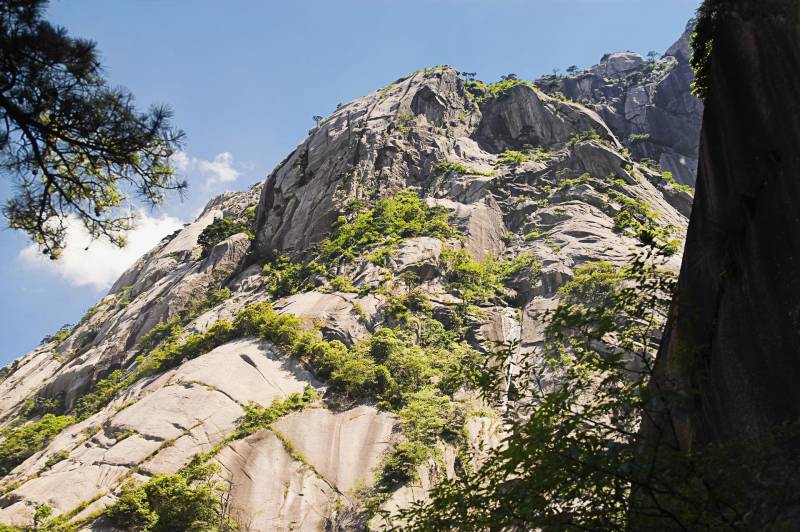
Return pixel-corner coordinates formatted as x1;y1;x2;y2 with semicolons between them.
392;236;443;279
110;384;241;441
0;347;62;425
0;464;128;526
272;406;397;492
139;431;210;476
216;430;335;531
274;292;381;343
476;84;617;152
171;337;316;406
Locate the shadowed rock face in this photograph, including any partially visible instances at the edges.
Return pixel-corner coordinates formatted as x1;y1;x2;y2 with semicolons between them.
652;0;800;452
0;27;699;530
538;22;703;186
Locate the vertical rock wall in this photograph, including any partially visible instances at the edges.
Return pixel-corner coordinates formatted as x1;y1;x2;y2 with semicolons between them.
652;0;800;451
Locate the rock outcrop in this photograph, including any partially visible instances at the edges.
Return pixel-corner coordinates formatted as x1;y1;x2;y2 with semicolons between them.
651;0;800;453
537;22;703;186
0;25;700;530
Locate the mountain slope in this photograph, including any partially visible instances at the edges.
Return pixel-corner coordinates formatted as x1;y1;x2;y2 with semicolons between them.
0;35;696;531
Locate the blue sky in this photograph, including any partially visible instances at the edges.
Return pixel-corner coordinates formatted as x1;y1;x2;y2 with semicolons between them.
0;0;701;364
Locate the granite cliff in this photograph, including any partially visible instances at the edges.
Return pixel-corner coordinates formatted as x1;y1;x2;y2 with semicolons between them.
645;1;800;527
537;21;702;187
0;29;698;531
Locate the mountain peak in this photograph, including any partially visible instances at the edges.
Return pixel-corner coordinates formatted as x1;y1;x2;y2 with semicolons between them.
0;27;698;530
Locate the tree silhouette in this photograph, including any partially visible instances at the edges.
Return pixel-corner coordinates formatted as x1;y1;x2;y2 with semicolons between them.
566;65;579;76
0;0;185;258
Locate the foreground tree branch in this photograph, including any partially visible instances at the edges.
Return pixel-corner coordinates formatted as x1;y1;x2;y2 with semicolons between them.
0;0;186;258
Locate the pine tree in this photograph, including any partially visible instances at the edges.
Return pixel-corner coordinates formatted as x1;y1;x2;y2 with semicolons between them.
0;0;185;258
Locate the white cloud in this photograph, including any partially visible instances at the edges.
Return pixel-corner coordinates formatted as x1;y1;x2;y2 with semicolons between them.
18;212;184;290
173;150;240;188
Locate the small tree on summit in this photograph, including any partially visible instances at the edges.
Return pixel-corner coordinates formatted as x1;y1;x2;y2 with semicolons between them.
0;0;186;259
566;65;579;76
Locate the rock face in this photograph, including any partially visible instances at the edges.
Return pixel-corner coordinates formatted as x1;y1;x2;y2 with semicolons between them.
537;22;703;186
0;25;699;531
651;1;800;452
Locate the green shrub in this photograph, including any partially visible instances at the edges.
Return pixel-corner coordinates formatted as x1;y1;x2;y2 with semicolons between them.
567;130;601;147
74;370;134;420
136;287;231;355
478;78;535;103
136;319;183;354
197;217;254;257
367;328;406;362
366;246;395;267
329;275;356;293
107;461;231;531
559;261;625;309
610;191;658;234
524;230;543;241
660;171;694;195
138;320;236;377
235;386;318;438
319;190;457;263
381;441;431;486
233;302;305;348
386;290;432;323
41;326;71;346
43;449;70;470
523;146;554;162
193;287;231;313
557;172;591;191
550;92;576;104
262;255;326;297
305;339;350;378
396;113;415;133
639;158;660;171
441;249;539;304
628;132;651;144
433;161;495;177
385;345;439;394
496;150;530;166
609;192;679;254
20;395;64;419
689;4;715;99
400;388;454;444
0;414;76;475
329;352;385;398
33;504;53;528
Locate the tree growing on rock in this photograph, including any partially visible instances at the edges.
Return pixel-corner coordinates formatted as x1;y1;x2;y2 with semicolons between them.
0;0;185;259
